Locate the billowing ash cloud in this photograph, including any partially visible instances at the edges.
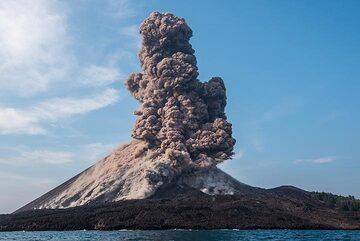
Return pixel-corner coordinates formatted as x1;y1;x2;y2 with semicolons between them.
126;12;235;173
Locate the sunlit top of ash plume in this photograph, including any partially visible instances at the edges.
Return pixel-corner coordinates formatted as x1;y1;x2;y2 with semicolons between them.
126;12;236;172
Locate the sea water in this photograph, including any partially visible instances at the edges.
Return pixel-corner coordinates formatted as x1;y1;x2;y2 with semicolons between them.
0;230;359;241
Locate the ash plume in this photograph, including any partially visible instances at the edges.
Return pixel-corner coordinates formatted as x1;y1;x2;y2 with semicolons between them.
126;12;236;173
16;12;239;211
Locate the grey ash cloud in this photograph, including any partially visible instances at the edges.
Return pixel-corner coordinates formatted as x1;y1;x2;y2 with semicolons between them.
125;12;236;173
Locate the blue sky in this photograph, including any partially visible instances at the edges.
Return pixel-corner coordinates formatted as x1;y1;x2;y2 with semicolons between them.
0;0;359;213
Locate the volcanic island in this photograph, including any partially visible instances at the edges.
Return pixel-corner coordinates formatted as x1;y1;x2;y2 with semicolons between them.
1;12;359;231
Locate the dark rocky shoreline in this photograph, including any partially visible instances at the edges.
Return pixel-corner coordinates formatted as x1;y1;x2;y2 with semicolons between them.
1;185;359;231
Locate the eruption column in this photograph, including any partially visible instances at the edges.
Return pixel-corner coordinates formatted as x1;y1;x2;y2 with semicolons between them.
126;12;236;174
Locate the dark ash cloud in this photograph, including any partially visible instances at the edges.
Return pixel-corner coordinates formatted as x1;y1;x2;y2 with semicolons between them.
125;12;236;173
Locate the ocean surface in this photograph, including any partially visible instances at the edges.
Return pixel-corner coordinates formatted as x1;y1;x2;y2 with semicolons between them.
0;230;360;241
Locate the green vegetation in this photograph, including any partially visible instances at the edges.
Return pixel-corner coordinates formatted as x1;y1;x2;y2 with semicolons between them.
312;192;360;211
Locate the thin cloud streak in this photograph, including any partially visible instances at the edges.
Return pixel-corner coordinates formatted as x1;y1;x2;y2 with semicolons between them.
0;150;73;165
0;142;118;166
294;157;336;164
0;88;120;135
79;65;121;87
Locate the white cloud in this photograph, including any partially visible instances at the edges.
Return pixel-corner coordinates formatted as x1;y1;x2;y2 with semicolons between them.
0;150;74;165
0;88;120;135
80;65;121;87
0;141;117;166
0;172;55;189
0;0;136;135
0;0;136;97
35;88;119;119
294;157;336;164
0;0;140;214
0;108;45;135
0;0;71;97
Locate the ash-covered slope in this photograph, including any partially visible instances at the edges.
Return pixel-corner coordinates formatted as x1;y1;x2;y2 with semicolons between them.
17;141;252;212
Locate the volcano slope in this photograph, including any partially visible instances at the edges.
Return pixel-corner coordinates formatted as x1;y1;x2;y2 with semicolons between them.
16;141;248;212
7;141;360;230
2;182;360;231
3;12;359;230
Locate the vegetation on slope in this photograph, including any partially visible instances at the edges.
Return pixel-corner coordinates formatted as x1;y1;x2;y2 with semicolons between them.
311;192;360;211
